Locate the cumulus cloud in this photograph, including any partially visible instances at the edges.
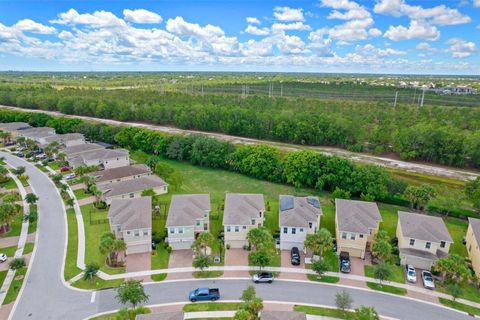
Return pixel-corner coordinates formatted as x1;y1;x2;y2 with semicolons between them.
384;20;440;41
50;9;127;28
123;9;162;24
273;7;305;21
245;25;269;36
271;22;311;31
14;19;56;34
446;38;476;58
475;0;480;7
246;17;260;24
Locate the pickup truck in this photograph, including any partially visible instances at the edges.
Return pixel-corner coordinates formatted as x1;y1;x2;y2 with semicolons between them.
189;287;220;302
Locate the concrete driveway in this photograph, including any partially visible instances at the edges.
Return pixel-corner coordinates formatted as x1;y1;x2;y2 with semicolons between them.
126;252;151;281
339;257;367;288
167;250;193;280
224;248;249;277
279;250;306;280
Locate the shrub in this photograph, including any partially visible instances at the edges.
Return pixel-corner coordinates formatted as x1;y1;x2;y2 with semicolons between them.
166;246;172;253
9;258;26;270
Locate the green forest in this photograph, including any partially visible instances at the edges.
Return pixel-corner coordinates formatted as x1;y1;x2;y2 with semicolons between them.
0;82;479;168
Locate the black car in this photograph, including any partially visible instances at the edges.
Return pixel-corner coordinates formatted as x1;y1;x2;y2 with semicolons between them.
291;247;300;266
339;251;351;273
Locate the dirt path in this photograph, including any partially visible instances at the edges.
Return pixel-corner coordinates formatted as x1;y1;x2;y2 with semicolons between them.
2;105;478;181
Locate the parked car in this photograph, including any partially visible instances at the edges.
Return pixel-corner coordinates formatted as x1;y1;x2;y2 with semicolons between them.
189;288;220;302
291;247;300;266
339;251;351;273
422;271;435;290
60;166;71;172
0;253;7;263
252;272;274;284
35;154;47;160
14;152;25;158
406;264;417;283
65;173;76;180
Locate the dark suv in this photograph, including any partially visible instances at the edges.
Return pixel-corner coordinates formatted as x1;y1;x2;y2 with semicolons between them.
339;251;351;273
291;247;301;265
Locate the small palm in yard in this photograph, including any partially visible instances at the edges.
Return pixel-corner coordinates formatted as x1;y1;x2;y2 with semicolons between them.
83;262;100;283
193;254;211;271
355;306;379;320
25;193;39;205
304;228;333;257
116;279;149;309
192;231;213;256
373;262;392;286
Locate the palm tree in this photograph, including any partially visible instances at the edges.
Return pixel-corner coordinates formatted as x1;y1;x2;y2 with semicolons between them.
195;232;213;255
25;193;39;205
0;203;18;233
304;228;333;257
99;232;115;266
112;239;127;264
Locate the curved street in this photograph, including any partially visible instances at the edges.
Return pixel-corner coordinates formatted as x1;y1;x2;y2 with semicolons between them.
0;151;473;320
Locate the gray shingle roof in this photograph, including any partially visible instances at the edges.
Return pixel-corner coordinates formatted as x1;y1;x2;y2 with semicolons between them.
261;311;307;320
135;312;184;320
17;127;55;139
279;195;322;228
223;193;265;225
167;194;210;227
108;196;152;231
99;175;168;198
0;122;31;132
398;211;452;243
65;143;105;156
80;148;129;161
335;199;382;234
469;217;480;245
87;164;151;183
44;133;85;144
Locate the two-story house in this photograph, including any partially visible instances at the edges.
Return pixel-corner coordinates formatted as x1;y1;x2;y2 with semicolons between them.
16;127;55;144
279;195;322;251
223;193;265;249
68;148;130;169
335;199;382;259
43;133;86;148
87;164;152;186
166;194;211;250
108;196;152;255
467;218;480;277
99;175;168;205
397;211;453;270
0;122;31;138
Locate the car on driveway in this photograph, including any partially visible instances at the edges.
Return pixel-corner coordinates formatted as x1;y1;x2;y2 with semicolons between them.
189;287;220;302
291;247;300;265
0;253;7;263
406;264;417;283
253;272;274;283
65;173;76;180
339;251;351;273
422;270;435;290
60;166;71;172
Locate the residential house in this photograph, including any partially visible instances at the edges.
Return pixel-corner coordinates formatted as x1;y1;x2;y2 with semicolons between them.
335;199;382;259
43;133;85;148
87;164;152;186
108;196;152;255
136;312;184;320
166;194;211;250
99;175;168;205
16;127;55;144
261;311;307;320
397;211;453;269
68;148;130;169
223;193;265;249
64;143;105;157
0;122;31;138
467;218;480;277
279;195;322;251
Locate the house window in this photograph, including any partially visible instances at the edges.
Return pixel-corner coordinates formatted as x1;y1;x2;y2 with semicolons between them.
244;226;247;229
299;228;304;232
204;223;208;231
425;242;431;249
359;234;364;238
117;226;121;232
440;241;446;248
259;212;262;218
350;233;356;240
251;219;256;225
341;232;347;240
127;231;130;235
178;228;183;234
163;186;167;191
143;230;148;236
409;239;415;246
292;228;296;234
283;227;288;234
227;226;231;232
129;193;134;198
170;228;175;234
235;226;239;232
196;220;201;226
309;222;313;228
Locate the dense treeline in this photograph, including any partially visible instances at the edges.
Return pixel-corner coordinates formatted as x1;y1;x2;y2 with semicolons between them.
0;109;400;201
0;83;479;168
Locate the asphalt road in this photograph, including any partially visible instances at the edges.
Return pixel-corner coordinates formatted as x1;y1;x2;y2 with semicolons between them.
1;152;472;320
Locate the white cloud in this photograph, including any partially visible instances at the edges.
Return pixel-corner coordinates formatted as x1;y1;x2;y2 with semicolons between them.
271;22;311;31
273;7;305;21
355;43;406;57
246;17;260;24
446;38;476;58
123;9;162;24
475;0;480;7
50;9;127;28
384;20;440;41
321;0;371;20
14;19;56;34
416;42;434;50
245;25;269;36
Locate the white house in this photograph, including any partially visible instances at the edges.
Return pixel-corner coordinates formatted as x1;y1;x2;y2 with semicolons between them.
43;133;85;148
87;164;152;186
16;127;55;144
68;148;130;169
99;175;168;205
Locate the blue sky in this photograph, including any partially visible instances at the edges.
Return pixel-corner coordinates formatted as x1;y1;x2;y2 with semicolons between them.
0;0;479;74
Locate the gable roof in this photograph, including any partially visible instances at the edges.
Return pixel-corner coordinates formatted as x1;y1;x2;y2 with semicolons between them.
279;195;322;228
44;133;85;144
0;122;31;132
335;199;382;234
65;143;105;156
261;311;306;320
17;127;55;139
80;148;129;161
87;164;151;183
108;196;152;231
398;211;453;243
99;175;168;198
135;312;184;320
167;194;211;227
469;217;480;245
223;193;265;225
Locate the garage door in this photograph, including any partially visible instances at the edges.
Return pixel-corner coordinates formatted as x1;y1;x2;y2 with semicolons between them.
170;240;193;250
127;243;150;255
226;240;247;249
401;254;434;270
280;241;303;251
338;246;364;258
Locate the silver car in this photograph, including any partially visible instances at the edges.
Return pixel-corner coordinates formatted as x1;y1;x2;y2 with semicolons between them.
422;270;435;290
252;272;274;283
406;264;417;283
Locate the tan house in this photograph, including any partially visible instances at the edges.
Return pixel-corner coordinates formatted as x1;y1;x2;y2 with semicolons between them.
335;199;382;259
87;164;151;186
223;193;265;249
108;196;152;255
279;195;322;251
166;194;211;250
466;218;480;277
99;175;168;205
0;122;31;138
397;211;452;270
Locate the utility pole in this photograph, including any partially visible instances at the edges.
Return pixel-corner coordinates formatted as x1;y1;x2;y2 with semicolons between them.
393;91;398;108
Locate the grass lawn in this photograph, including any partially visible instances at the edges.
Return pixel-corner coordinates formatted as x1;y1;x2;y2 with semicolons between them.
73;188;92;200
307;274;340;283
439;298;480;316
72;277;124;290
3;267;27;305
65;208;82;281
0;270;7;287
183;302;242;312
23;242;34;255
193;271;223;278
1;214;24;238
90;308;152;320
28;219;37;234
366;282;407;295
444;218;468;257
151;215;170;272
209;212;225;267
320;200;336;236
151;273;167;281
80;204;125;275
324;250;339;272
364;264;405;284
0;245;17;257
436;281;480;304
293;305;354;319
49;161;62;170
248;249;281;269
0;178;17;190
34;164;48;173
